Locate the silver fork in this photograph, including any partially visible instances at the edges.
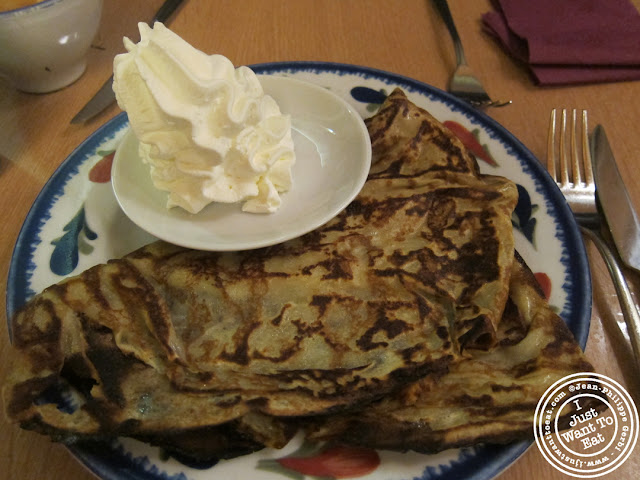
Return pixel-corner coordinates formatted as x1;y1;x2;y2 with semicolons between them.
432;0;511;109
547;108;640;369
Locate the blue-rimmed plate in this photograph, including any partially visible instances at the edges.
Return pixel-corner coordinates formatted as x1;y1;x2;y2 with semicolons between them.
6;61;591;480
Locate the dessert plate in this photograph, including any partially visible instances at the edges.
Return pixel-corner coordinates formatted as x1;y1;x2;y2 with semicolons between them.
111;75;372;251
6;61;591;480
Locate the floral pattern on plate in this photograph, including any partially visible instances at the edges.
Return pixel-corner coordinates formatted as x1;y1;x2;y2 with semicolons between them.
6;62;590;480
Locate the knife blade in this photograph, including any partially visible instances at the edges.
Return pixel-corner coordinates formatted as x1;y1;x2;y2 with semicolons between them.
70;0;186;124
592;124;640;270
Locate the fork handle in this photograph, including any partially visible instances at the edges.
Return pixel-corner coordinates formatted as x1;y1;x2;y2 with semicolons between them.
432;0;467;66
581;227;640;372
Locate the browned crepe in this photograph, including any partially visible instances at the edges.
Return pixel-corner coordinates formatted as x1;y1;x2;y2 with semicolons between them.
3;89;590;461
305;252;594;452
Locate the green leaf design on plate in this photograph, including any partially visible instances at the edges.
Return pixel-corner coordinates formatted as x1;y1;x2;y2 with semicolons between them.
50;206;97;276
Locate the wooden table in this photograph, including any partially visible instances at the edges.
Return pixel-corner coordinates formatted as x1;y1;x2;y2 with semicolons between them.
1;1;639;478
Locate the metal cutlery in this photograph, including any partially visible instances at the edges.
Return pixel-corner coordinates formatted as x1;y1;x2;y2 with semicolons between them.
547;108;640;369
70;0;186;124
432;0;511;109
592;124;640;271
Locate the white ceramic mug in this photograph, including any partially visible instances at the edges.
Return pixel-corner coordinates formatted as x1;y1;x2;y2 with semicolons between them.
0;0;103;93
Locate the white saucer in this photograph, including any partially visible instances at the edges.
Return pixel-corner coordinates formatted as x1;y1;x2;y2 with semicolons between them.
111;75;371;251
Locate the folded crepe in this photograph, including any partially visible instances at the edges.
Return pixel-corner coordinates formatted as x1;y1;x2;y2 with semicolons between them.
306;252;594;451
3;89;592;462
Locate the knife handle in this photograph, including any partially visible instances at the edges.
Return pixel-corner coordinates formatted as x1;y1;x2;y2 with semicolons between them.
582;227;640;373
152;0;185;24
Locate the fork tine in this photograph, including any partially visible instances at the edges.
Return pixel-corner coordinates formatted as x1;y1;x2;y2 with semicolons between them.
559;109;570;186
581;110;594;186
570;109;582;186
547;108;558;182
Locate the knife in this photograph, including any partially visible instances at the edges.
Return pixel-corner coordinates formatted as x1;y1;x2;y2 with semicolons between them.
591;124;640;271
590;124;640;372
70;0;186;124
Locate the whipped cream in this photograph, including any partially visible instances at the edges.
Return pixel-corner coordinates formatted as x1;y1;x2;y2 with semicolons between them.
112;22;295;214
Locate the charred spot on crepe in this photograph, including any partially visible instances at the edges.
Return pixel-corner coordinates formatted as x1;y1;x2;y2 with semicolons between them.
3;88;594;463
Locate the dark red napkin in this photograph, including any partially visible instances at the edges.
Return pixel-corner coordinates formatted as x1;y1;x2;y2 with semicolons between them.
482;0;640;85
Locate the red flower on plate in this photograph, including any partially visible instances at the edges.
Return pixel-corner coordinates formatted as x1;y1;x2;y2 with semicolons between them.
276;445;381;479
443;120;497;167
89;150;115;183
534;272;552;300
